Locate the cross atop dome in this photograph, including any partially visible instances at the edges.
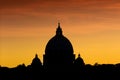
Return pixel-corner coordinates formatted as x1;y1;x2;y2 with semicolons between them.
58;22;60;27
56;22;63;36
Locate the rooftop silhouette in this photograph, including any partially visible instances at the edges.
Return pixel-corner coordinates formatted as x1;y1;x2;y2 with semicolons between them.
0;23;120;80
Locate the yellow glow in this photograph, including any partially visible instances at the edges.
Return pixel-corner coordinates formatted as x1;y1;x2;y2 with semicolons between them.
1;24;120;67
0;0;120;67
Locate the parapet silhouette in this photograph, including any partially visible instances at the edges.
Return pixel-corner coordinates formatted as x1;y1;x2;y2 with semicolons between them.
0;23;120;80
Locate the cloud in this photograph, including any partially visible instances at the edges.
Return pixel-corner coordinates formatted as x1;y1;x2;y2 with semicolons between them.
0;0;120;29
1;0;120;14
0;0;71;8
0;0;119;8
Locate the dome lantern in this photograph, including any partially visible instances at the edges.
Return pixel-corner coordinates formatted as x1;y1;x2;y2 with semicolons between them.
56;22;62;36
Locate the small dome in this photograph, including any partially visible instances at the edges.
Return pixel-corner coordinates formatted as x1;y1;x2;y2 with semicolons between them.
74;54;85;66
31;54;42;66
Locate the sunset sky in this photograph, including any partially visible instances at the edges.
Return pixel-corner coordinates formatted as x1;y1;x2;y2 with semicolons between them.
0;0;120;67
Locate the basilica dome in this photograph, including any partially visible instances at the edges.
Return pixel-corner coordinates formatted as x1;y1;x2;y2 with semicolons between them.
43;23;75;70
45;23;73;55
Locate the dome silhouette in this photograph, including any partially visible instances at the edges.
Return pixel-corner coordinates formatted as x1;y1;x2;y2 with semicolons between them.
45;32;73;56
43;23;75;70
31;54;42;66
45;23;73;55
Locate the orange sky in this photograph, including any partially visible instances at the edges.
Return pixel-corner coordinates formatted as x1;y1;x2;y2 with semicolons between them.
0;0;120;67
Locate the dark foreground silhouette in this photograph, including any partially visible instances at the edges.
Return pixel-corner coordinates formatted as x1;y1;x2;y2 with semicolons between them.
0;55;120;80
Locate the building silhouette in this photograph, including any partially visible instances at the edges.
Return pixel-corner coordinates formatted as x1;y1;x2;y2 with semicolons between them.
0;23;120;80
43;22;75;72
